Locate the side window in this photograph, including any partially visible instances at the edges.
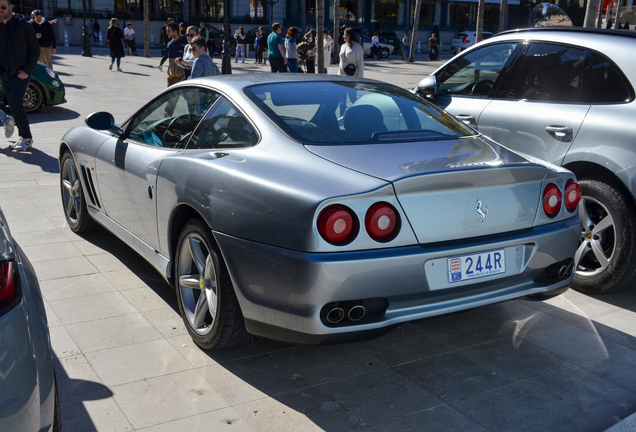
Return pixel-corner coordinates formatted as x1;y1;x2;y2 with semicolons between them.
188;98;258;149
589;52;632;103
503;43;589;103
127;88;219;149
437;43;519;97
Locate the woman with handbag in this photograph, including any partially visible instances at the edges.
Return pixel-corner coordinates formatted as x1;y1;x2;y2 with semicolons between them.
107;18;125;72
338;28;364;77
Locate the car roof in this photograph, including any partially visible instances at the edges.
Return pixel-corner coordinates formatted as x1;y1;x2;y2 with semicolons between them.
497;26;636;40
476;27;636;82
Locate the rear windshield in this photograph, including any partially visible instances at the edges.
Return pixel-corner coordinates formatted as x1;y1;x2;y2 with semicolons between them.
244;81;474;145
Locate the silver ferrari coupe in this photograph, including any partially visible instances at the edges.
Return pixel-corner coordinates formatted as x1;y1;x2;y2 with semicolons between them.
59;75;582;350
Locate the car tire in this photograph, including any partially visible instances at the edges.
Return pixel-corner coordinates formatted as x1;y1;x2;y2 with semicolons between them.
60;152;98;233
175;219;255;350
381;47;390;59
24;81;44;113
572;179;636;294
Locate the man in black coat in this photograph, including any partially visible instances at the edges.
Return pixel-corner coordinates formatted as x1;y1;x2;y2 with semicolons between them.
30;10;56;70
0;0;40;151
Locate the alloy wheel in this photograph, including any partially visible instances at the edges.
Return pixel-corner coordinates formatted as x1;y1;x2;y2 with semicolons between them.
574;196;616;278
61;158;81;225
178;233;218;335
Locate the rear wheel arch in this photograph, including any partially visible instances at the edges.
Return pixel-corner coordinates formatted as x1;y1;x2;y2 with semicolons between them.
168;204;213;284
563;161;636;207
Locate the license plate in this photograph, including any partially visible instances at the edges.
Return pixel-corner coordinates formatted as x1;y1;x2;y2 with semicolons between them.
448;249;506;283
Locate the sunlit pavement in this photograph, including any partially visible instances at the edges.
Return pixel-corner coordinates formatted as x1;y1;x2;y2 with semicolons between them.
2;46;636;431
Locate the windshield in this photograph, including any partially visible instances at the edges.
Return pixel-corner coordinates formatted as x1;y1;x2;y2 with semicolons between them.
244;81;474;145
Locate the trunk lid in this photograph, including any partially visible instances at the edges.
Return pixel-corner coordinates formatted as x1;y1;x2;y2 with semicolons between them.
305;137;548;243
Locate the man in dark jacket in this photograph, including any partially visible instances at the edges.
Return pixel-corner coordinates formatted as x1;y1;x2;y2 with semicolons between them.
30;10;56;70
0;0;40;151
157;17;174;71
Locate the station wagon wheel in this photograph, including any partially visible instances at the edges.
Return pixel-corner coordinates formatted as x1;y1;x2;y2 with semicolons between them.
24;82;44;113
60;152;97;233
175;219;255;349
572;179;636;294
381;47;390;59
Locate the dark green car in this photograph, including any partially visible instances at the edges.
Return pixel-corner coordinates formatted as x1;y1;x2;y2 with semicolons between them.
0;62;66;113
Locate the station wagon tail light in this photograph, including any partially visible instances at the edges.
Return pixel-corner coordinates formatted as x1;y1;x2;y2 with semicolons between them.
564;180;582;212
462;36;470;43
543;184;562;218
317;205;359;245
365;202;401;242
0;261;19;315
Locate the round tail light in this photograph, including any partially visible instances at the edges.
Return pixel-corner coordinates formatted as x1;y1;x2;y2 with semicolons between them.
317;205;359;245
564;180;582;212
365;202;401;242
543;183;562;218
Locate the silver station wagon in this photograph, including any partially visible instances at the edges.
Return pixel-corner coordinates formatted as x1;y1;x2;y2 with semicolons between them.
60;75;581;349
417;28;636;295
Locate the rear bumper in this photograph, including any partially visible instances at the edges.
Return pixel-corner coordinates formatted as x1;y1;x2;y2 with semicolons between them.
214;217;581;344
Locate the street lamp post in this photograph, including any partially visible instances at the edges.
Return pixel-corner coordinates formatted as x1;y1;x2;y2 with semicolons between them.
81;0;92;57
221;0;231;74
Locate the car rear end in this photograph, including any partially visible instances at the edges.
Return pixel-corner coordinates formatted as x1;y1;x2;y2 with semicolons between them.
0;208;58;432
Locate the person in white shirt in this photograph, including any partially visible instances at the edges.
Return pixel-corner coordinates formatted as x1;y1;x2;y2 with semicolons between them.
338;28;364;77
371;32;381;60
323;30;332;73
123;22;137;55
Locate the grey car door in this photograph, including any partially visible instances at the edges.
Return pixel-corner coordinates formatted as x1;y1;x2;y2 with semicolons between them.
95;87;219;250
433;42;521;128
476;42;591;165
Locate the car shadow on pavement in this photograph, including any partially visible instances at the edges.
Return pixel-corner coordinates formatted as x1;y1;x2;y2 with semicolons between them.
28;106;81;123
53;352;114;432
190;291;636;431
0;145;59;173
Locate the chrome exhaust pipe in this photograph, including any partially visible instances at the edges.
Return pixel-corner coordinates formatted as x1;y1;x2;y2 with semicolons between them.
565;262;575;276
558;265;568;279
326;307;345;324
348;305;366;321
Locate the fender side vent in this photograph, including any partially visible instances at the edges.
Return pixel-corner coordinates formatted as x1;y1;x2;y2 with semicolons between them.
80;165;101;208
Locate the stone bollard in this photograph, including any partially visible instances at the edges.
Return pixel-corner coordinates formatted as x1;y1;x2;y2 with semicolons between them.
151;34;155;46
64;29;69;47
417;40;421;53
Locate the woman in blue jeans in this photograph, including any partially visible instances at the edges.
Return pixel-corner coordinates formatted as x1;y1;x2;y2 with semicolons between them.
285;27;299;73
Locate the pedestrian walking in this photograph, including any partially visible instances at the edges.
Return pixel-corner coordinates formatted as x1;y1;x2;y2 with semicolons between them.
267;23;287;73
92;18;100;42
175;26;198;79
402;32;410;60
371;32;381;60
0;109;15;140
429;33;439;60
123;22;137;55
285;27;299;73
30;10;56;70
235;26;246;63
0;0;40;151
188;36;220;79
165;22;187;86
107;18;125;72
323;30;332;73
157;17;174;71
338;28;364;77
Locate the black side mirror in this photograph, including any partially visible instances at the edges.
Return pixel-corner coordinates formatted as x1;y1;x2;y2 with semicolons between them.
416;75;437;98
86;111;123;136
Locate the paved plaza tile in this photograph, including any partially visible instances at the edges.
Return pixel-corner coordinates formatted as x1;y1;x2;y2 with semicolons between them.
2;47;636;431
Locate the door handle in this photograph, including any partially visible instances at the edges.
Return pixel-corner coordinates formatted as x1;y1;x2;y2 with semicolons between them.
545;125;573;142
455;114;476;127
